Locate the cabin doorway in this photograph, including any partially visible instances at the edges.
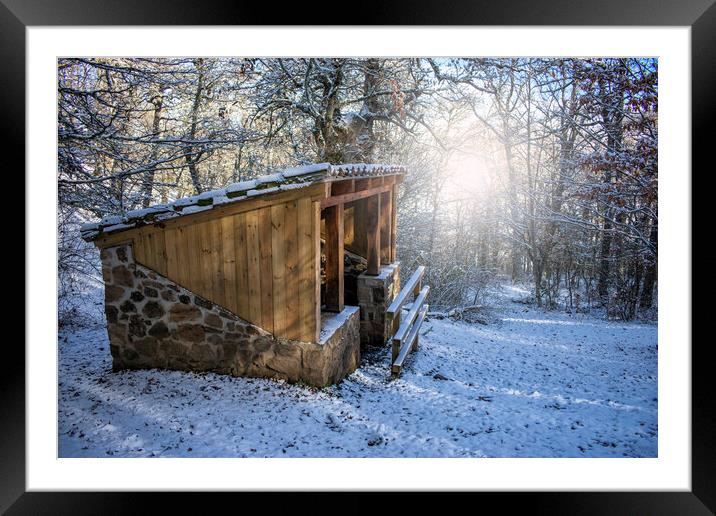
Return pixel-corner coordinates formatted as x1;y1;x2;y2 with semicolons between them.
318;176;398;341
320;201;366;309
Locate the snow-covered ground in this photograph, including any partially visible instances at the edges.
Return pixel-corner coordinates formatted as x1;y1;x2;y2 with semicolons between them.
58;284;657;458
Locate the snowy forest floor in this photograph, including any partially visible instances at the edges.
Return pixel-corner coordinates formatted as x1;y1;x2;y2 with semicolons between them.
58;284;657;458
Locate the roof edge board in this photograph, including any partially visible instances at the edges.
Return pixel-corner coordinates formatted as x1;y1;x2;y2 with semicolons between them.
80;163;406;242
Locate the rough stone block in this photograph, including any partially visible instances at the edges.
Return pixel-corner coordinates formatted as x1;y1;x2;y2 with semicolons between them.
204;312;223;329
112;266;135;288
175;324;205;343
356;262;400;348
105;285;125;303
169;303;201;322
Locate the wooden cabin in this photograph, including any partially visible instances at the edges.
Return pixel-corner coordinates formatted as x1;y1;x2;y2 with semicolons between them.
82;163;426;385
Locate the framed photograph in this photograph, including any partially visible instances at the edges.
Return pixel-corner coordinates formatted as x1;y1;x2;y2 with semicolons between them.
6;0;713;512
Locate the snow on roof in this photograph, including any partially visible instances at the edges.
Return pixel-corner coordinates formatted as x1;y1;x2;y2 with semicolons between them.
81;163;406;242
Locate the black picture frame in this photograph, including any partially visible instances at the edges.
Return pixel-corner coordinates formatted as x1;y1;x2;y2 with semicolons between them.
4;0;713;512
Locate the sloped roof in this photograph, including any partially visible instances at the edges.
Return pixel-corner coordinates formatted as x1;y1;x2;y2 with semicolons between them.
80;163;406;241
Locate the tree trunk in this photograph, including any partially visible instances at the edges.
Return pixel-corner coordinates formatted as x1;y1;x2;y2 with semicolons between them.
186;58;206;194
502;123;521;282
232;147;243;183
533;259;543;307
597;211;613;300
596;65;624;301
317;59;346;163
141;93;164;208
349;58;380;162
639;215;658;309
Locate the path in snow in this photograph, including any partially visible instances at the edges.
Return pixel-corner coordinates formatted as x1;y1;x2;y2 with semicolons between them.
58;285;657;457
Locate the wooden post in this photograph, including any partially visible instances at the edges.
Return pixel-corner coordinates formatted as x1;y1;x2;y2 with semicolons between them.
366;193;380;275
324;203;344;312
390;185;398;262
393;311;401;343
380;189;392;265
413;275;422;297
312;201;321;341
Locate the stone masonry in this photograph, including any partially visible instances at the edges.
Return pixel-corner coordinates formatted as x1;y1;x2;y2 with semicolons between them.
356;262;400;347
100;243;360;386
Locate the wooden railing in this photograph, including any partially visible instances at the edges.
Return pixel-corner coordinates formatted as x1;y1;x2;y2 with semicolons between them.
386;266;429;377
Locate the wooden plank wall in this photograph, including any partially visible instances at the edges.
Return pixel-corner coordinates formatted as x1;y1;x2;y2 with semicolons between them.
131;198;320;343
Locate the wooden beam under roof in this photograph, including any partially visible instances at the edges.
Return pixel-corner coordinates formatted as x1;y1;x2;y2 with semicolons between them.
320;184;391;209
330;178;355;195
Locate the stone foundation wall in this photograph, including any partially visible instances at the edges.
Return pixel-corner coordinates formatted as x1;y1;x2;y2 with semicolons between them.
100;243;359;386
356;262;400;347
